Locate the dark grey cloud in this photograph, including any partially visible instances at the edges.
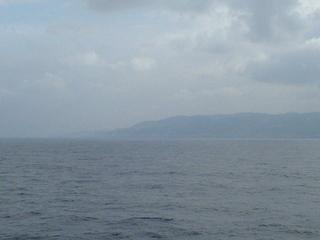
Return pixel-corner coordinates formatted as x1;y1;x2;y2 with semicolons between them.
86;0;302;42
86;0;149;11
86;0;213;12
228;0;301;41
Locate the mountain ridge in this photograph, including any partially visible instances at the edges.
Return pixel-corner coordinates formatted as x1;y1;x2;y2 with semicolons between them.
91;112;320;139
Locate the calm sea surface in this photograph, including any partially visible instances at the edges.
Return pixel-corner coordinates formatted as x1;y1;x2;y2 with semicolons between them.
1;139;320;239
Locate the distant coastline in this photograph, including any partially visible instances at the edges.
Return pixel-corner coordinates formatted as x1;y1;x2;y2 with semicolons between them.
77;112;320;140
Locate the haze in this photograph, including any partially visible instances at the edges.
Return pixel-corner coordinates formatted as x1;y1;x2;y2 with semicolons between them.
1;0;320;137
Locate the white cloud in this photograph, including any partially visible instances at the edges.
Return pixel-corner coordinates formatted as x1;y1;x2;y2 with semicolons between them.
0;88;14;98
41;73;67;90
64;51;105;67
131;57;156;72
297;0;320;16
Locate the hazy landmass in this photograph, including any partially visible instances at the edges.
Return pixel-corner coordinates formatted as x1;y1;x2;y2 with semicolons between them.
85;113;320;139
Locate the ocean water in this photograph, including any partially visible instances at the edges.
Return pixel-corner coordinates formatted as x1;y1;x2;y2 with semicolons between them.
1;139;320;240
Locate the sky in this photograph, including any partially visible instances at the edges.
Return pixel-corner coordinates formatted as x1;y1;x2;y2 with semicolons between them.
1;0;320;137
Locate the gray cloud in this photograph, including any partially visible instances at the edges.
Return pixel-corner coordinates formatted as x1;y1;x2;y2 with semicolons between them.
249;46;320;85
228;0;301;41
86;0;302;40
1;0;320;137
86;0;150;11
86;0;213;12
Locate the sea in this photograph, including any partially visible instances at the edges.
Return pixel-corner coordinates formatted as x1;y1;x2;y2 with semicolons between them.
1;139;320;239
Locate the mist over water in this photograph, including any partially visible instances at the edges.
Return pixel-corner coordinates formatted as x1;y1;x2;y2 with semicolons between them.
1;139;320;239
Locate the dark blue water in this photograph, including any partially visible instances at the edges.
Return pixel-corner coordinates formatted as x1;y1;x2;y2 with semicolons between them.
1;139;320;239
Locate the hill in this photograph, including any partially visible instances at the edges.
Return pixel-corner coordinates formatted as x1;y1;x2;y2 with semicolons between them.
94;113;320;139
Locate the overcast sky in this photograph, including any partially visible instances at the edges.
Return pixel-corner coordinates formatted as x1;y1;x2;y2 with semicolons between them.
1;0;320;137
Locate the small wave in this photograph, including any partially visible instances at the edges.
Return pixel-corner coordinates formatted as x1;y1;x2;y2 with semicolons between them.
259;223;318;236
137;217;174;222
142;232;164;239
69;215;100;222
119;217;174;224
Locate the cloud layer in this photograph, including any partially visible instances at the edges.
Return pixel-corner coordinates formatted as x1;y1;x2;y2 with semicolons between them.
0;0;320;137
